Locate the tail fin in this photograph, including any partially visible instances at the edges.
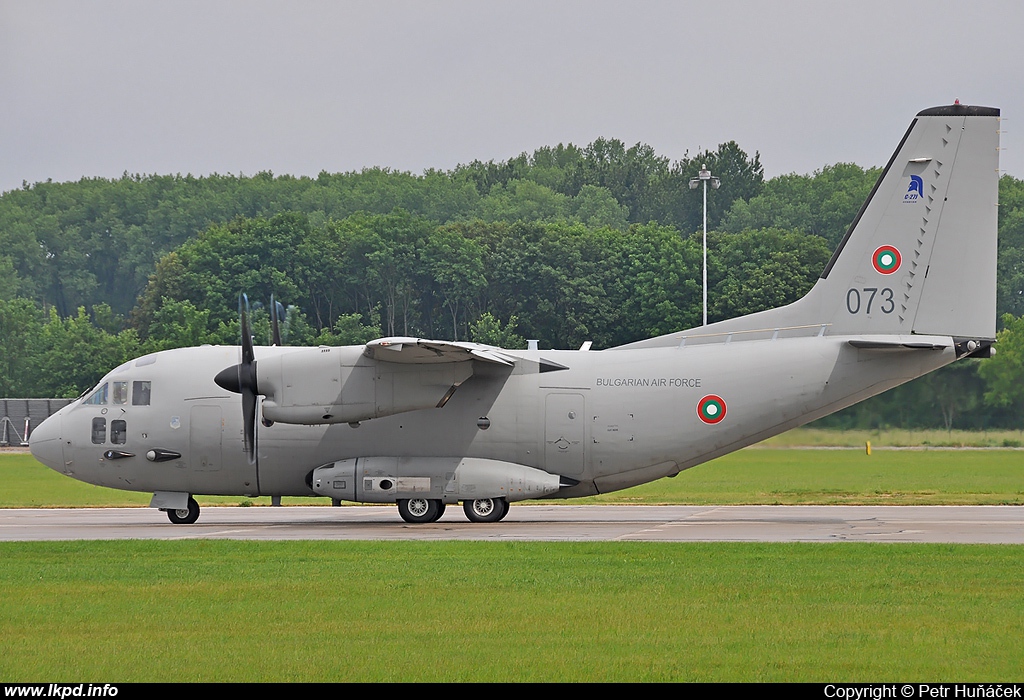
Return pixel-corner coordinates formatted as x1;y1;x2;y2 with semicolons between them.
816;103;999;339
616;104;1000;350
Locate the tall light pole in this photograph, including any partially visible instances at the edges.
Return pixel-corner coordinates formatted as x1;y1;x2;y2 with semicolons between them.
689;164;720;326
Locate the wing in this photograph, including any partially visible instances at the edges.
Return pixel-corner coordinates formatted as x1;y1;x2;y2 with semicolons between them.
255;338;517;426
364;337;516;366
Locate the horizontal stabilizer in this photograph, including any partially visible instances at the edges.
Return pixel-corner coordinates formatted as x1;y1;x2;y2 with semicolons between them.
847;340;946;350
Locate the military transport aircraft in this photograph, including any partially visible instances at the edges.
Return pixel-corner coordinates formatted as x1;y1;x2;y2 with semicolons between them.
29;104;1000;525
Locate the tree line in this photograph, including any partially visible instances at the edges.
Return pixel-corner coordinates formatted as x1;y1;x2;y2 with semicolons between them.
1;136;1023;430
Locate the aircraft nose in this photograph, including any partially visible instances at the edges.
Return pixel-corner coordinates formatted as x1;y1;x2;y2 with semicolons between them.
29;413;64;472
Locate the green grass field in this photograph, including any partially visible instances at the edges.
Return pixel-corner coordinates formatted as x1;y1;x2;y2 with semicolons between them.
1;540;1021;682
575;448;1024;505
3;439;1022;682
4;443;1022;507
763;427;1024;448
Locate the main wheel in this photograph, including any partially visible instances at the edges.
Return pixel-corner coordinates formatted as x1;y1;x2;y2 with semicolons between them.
463;497;507;523
167;496;200;525
398;498;441;524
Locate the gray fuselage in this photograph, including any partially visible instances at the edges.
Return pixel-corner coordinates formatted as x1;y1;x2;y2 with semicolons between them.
31;331;955;501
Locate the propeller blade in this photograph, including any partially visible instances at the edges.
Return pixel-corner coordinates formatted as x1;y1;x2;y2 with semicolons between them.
283;304;295;344
239;293;257;463
215;293;260;464
240;293;254;366
270;294;284;346
242;386;256;463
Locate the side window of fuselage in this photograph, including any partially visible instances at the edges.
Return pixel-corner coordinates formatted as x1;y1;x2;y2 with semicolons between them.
110;420;126;445
91;417;106;444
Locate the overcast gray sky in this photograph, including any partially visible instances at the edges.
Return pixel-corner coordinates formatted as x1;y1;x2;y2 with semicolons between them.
2;1;1022;195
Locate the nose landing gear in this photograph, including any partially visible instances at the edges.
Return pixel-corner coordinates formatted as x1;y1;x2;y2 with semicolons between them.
166;496;200;524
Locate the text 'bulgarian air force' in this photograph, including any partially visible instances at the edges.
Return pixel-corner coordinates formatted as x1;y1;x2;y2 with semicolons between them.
595;377;702;388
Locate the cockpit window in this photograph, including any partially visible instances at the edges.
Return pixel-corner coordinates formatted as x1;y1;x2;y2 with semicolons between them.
132;381;151;406
83;383;109;405
112;381;129;405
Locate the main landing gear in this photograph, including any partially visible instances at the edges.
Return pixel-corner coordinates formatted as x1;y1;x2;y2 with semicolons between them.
396;497;511;523
463;497;509;523
166;496;200;525
397;498;446;524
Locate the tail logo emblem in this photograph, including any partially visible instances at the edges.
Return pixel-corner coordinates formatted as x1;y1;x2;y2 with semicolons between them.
904;175;924;202
872;245;902;274
697;395;727;424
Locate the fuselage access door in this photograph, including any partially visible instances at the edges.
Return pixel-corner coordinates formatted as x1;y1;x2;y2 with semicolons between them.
544;392;586;476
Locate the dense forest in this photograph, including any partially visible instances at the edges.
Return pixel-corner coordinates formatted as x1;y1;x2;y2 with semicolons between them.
1;137;1023;430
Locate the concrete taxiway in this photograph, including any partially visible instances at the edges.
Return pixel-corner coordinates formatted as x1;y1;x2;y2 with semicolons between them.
1;505;1022;542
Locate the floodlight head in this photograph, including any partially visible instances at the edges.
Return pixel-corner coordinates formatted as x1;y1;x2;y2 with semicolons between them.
688;179;699;190
710;177;721;190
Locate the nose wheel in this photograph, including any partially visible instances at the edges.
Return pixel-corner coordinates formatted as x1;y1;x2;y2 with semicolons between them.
166;496;200;524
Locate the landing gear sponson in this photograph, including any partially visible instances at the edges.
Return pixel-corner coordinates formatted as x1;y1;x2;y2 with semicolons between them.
310;456;565;524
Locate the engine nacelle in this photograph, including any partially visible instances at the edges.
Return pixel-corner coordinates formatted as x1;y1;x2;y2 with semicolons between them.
257;346;473;425
310;457;562;504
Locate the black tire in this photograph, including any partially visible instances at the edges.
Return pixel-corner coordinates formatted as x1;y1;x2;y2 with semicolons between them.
463;497;507;523
397;498;441;524
167;496;200;525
